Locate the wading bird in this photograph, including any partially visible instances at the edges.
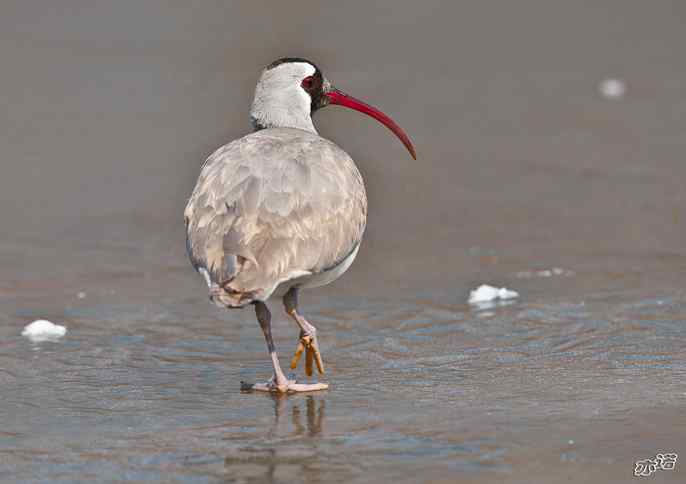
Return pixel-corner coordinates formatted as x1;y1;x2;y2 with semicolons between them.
184;58;415;392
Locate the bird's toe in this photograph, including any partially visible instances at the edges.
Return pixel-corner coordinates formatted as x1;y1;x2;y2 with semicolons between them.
290;333;325;376
243;377;328;393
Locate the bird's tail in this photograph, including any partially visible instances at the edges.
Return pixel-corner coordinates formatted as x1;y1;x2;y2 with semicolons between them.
196;261;256;308
187;228;259;308
208;282;257;308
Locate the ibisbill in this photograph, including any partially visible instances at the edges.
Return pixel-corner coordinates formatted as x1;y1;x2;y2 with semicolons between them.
184;57;416;393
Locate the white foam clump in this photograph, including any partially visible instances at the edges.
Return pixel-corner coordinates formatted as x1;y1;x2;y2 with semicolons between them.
468;285;519;304
21;320;67;342
515;267;574;279
599;78;626;99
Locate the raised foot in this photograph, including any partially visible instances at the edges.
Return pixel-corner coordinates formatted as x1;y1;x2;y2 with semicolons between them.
241;378;328;393
290;332;325;376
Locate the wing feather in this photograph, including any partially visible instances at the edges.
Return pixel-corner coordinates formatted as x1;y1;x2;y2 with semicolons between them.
184;128;366;299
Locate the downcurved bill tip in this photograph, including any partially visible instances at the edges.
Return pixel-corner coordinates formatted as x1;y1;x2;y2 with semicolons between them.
326;88;417;160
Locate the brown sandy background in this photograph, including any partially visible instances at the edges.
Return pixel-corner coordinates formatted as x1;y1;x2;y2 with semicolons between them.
1;2;684;483
2;1;685;287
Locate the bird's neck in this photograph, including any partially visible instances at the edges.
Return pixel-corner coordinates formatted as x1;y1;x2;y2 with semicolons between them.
250;110;317;134
250;89;318;134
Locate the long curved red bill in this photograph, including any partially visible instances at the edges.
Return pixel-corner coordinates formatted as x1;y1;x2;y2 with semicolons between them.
326;88;416;159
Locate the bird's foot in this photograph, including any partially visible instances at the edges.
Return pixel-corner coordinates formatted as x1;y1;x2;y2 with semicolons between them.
290;331;325;376
241;374;328;393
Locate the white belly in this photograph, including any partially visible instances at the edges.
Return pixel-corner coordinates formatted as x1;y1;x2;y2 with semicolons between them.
270;244;360;298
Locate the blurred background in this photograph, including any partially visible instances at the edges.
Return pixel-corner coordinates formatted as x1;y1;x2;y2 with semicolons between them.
1;2;684;483
2;0;684;291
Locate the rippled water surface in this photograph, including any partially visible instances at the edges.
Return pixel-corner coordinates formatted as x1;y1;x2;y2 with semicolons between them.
2;1;686;482
1;233;684;483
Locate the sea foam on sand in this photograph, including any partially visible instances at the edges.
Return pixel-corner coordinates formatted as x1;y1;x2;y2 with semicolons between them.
21;320;67;342
468;285;519;304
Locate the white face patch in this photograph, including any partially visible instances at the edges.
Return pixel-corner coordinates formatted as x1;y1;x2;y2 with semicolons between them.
250;62;318;133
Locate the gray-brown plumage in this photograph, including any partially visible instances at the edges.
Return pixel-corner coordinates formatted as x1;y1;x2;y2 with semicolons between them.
184;127;367;306
184;58;415;393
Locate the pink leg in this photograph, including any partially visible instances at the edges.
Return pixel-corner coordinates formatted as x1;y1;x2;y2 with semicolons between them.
283;288;325;377
246;301;328;393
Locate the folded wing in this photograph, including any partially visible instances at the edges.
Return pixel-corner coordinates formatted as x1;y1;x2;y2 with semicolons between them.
184;127;367;303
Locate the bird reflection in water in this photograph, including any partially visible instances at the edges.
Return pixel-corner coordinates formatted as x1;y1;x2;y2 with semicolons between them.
223;395;327;483
275;394;325;437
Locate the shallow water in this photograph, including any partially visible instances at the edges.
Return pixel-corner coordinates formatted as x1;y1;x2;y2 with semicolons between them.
1;231;684;483
2;1;686;482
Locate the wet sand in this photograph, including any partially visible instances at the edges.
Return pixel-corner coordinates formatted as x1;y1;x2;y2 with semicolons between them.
1;1;685;482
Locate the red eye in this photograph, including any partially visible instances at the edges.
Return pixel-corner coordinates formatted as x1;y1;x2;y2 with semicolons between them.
301;76;314;89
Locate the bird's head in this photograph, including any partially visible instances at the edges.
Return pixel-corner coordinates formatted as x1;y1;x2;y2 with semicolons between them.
250;57;416;159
